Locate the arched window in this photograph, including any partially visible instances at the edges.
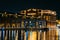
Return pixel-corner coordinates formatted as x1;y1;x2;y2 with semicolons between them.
16;23;20;28
6;23;10;28
12;23;16;28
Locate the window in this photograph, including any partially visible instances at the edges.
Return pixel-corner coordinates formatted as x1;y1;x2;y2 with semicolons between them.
24;21;28;28
17;23;20;28
38;21;42;28
21;21;24;27
51;16;56;21
46;16;49;20
28;20;35;27
48;16;51;21
27;13;36;15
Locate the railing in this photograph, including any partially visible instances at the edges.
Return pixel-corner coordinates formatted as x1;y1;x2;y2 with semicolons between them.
0;27;49;31
0;27;59;40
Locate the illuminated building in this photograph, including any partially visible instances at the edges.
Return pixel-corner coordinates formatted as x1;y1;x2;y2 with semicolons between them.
20;8;57;40
56;20;60;40
0;8;57;40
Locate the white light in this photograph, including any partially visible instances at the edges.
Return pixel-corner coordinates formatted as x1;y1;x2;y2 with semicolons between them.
52;12;55;14
2;14;3;17
30;21;31;23
27;9;31;11
57;24;60;27
32;9;36;11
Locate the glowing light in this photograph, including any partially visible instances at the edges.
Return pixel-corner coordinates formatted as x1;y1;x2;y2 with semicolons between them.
27;9;31;11
32;9;36;11
5;12;6;14
28;31;37;40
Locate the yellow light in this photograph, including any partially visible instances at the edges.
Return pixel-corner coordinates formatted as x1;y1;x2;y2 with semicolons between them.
28;31;37;40
58;21;60;24
56;20;60;24
24;10;26;13
58;22;60;24
32;8;36;11
56;20;58;22
27;9;31;11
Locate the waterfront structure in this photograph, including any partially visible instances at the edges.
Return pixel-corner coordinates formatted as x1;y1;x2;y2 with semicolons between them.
20;8;57;40
56;20;60;40
0;8;57;40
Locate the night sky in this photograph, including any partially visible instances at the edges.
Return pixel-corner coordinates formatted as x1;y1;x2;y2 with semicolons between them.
0;0;60;19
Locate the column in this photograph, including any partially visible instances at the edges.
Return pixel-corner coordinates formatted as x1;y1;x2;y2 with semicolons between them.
44;32;46;40
55;29;58;40
0;30;1;40
41;31;46;40
5;30;8;40
1;27;5;40
38;31;40;40
21;30;24;40
21;20;24;40
12;30;15;40
15;30;18;40
24;31;26;40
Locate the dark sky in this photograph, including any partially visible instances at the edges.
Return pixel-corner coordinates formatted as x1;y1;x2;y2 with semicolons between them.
0;0;60;17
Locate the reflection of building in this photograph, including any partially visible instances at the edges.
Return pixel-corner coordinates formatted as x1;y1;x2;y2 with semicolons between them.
0;8;57;40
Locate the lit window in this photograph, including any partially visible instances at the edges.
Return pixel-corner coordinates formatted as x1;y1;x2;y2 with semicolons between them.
32;9;36;11
46;16;49;20
27;13;36;15
28;21;35;27
24;21;28;27
27;9;31;11
21;21;24;27
49;16;51;20
24;10;26;13
52;12;54;14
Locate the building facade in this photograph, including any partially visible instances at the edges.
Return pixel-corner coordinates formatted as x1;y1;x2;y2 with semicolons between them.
20;8;57;40
0;8;57;40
